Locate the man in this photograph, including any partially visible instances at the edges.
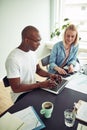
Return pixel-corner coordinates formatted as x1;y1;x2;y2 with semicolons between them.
5;26;61;103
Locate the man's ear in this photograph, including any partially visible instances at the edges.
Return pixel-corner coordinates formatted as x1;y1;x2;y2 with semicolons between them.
25;38;29;43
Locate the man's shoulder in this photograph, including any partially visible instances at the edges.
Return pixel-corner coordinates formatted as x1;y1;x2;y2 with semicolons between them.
7;48;23;58
6;48;20;63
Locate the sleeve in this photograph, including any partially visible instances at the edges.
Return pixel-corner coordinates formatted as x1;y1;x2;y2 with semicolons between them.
67;44;79;66
5;57;20;78
49;44;58;70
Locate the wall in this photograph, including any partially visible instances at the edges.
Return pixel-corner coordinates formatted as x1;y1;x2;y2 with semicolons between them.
0;0;50;79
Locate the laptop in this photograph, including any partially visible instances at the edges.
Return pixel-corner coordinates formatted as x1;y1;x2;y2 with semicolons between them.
42;78;68;94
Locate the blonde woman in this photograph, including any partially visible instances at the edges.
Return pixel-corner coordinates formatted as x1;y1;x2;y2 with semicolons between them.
49;24;79;75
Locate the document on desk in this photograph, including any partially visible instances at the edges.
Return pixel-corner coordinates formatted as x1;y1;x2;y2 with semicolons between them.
0;112;24;130
65;73;87;94
77;123;87;130
76;101;87;123
12;106;45;130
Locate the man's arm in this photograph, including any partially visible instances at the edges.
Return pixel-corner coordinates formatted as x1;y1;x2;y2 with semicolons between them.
36;64;51;78
8;64;61;93
8;77;42;93
36;64;62;82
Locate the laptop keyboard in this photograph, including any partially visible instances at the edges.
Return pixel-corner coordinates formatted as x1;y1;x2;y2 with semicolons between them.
49;79;68;92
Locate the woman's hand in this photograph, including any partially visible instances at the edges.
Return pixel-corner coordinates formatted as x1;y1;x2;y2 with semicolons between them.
54;66;67;75
68;64;74;73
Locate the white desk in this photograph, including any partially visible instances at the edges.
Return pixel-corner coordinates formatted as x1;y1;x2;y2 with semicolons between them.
65;73;87;94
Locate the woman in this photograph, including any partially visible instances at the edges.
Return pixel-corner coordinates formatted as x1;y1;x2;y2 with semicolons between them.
48;24;79;75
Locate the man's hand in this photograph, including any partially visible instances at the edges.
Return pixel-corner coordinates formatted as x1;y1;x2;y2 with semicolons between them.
40;79;57;89
49;73;62;84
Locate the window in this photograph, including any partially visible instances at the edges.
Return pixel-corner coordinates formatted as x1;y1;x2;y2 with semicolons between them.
50;0;87;64
58;0;87;42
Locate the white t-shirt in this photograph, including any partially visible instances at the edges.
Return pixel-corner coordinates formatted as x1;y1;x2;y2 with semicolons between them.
5;48;38;102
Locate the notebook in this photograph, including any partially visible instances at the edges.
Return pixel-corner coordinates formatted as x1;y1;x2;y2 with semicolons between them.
42;78;68;94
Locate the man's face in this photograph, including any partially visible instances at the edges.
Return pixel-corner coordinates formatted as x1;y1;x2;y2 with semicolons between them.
26;31;41;51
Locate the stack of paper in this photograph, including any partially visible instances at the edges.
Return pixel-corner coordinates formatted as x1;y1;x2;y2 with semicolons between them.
77;123;87;130
0;106;45;130
0;112;24;130
12;106;45;130
75;100;87;123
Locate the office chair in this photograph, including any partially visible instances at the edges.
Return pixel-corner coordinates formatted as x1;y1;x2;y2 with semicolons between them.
3;76;10;87
41;55;50;70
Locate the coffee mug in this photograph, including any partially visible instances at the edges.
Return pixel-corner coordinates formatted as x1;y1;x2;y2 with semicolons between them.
40;101;54;118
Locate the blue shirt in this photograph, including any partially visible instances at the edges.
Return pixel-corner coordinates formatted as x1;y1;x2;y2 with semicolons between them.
48;41;79;74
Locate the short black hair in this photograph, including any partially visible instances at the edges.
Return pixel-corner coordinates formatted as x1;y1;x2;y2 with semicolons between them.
21;26;39;39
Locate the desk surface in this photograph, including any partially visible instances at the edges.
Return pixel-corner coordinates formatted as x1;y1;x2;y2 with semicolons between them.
1;87;87;130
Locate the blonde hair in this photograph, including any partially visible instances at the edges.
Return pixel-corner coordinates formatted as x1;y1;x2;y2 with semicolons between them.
63;24;79;45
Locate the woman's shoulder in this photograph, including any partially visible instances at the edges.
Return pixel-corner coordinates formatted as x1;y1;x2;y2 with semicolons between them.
72;43;79;48
54;41;63;47
54;41;63;46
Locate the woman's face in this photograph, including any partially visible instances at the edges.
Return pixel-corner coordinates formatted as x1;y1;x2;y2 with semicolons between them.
65;30;77;45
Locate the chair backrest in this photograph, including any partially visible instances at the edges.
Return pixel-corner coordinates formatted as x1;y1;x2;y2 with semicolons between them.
41;55;50;70
41;55;50;66
3;76;10;87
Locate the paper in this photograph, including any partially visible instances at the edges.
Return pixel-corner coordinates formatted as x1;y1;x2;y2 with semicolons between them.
77;123;87;130
12;106;45;130
0;106;45;130
66;73;87;94
0;112;24;130
76;101;87;123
